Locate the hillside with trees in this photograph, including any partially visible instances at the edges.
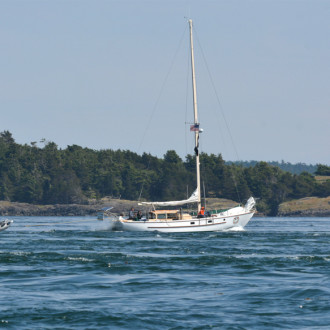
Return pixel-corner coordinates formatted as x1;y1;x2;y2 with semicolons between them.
0;131;329;216
226;160;317;175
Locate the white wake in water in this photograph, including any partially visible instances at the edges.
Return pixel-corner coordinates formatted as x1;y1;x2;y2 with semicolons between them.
225;226;245;232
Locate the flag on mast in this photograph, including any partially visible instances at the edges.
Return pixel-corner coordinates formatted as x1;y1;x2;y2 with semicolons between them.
190;124;199;132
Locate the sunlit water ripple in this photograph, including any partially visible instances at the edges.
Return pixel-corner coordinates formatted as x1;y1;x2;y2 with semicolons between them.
1;216;329;329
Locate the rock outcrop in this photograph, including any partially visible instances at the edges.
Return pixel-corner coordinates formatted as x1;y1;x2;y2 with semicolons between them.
0;197;155;216
278;196;330;217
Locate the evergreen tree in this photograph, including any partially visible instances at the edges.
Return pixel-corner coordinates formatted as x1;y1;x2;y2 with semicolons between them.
315;164;330;176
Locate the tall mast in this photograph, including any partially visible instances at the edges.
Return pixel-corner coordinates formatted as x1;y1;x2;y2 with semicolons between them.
189;19;202;212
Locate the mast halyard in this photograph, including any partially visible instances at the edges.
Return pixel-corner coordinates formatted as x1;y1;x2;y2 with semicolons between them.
188;19;202;212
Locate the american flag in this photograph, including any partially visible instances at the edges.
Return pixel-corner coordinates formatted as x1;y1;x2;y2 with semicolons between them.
190;124;199;132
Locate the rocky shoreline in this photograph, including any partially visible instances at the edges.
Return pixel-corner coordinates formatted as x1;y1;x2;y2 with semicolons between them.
0;200;133;217
0;197;239;217
1;196;330;217
0;201;96;216
277;196;330;217
276;209;330;217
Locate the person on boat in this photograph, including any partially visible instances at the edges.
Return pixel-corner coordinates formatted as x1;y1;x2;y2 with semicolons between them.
128;207;135;220
137;211;143;220
198;206;205;218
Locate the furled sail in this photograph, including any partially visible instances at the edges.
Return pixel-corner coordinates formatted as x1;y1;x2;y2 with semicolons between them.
139;189;199;207
244;197;256;212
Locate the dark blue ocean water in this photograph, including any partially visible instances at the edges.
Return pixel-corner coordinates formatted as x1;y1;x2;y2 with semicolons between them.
1;216;329;329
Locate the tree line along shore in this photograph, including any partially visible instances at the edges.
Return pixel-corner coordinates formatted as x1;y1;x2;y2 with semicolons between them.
0;131;329;217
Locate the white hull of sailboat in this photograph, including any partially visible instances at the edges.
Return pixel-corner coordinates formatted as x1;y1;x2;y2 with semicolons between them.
113;211;254;233
0;219;13;232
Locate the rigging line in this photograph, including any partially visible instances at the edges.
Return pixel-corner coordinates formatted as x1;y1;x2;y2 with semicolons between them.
185;39;191;156
137;25;188;201
137;25;188;154
193;28;242;204
138;153;152;201
198;138;210;207
194;29;241;161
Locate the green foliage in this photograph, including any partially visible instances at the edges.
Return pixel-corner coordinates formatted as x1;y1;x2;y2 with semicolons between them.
227;160;317;175
0;131;329;214
315;164;330;176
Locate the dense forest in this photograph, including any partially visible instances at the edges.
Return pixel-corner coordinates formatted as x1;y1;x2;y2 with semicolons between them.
226;160;317;174
0;131;329;215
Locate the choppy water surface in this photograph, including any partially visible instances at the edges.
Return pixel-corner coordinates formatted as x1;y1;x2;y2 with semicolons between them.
1;217;329;329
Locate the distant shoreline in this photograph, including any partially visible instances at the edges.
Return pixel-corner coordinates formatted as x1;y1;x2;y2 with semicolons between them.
1;197;330;217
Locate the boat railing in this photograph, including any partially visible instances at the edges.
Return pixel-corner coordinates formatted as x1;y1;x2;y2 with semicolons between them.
190;206;241;216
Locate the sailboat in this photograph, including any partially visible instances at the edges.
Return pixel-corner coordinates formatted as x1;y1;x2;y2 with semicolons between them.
0;219;13;232
113;19;255;232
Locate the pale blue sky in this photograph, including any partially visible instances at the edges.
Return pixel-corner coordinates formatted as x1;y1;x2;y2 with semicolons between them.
1;0;329;164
